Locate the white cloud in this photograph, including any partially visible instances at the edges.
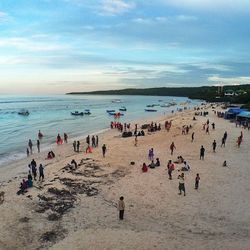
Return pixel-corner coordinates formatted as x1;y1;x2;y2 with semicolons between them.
160;0;250;11
0;37;69;52
208;75;250;85
100;0;135;15
176;15;198;21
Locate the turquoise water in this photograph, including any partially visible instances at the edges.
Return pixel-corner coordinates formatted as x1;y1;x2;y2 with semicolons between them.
0;94;200;165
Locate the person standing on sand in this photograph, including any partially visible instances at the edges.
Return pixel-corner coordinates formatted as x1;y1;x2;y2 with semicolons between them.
96;135;99;147
118;196;125;220
73;141;76;152
221;137;226;147
91;136;96;147
102;144;107;157
167;160;175;180
76;141;80;152
64;133;68;143
39;164;44;181
212;140;217;153
178;173;186;196
37;140;40;153
31;159;37;181
195;173;200;190
191;132;194;142
86;135;90;145
200;145;205;160
212;122;215;130
28;139;33;154
26;148;29;157
170;142;176;155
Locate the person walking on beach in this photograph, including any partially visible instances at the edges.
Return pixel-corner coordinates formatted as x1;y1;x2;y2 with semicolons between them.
76;141;80;152
191;132;194;142
118;196;125;220
223;131;228;143
96;135;99;147
28;139;33;154
39;164;44;181
221;137;226;147
200;145;205;160
102;144;107;157
178;173;186;196
170;142;176;155
212;122;215;130
26;148;29;157
73;141;76;152
37;139;40;153
237;136;242;147
64;133;68;143
212;140;217;153
31;159;37;181
195;173;200;190
206;125;209;134
167;160;175;180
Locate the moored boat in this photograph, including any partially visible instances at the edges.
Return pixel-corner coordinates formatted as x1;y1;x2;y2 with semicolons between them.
145;109;157;112
71;111;84;116
119;106;127;111
18;109;29;116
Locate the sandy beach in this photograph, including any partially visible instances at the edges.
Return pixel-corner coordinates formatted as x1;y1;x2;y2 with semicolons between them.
0;104;250;250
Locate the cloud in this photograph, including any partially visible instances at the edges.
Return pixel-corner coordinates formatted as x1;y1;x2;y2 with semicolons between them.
176;15;198;21
159;0;250;12
99;0;135;15
208;75;250;85
0;37;69;52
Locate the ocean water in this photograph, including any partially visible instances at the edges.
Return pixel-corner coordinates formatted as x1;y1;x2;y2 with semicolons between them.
0;94;201;165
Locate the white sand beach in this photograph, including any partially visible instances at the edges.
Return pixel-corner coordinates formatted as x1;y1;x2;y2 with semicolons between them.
0;104;250;250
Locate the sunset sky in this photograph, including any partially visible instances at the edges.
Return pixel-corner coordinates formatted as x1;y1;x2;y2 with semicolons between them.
0;0;250;94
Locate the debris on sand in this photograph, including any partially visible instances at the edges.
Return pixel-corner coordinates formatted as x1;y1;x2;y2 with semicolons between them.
19;217;30;223
59;178;99;196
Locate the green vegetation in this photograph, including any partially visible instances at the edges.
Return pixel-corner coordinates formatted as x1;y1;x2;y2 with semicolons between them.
67;84;250;107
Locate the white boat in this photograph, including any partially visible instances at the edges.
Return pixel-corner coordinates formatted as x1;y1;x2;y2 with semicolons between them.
111;99;122;103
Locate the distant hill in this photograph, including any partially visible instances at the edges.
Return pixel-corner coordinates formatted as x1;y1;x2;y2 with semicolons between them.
67;85;250;108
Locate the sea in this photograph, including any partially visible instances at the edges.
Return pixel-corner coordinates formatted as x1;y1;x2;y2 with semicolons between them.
0;94;202;166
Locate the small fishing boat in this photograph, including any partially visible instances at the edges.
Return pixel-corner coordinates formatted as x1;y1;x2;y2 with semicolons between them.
145;109;157;112
119;106;127;111
18;109;29;116
84;109;91;115
146;104;154;107
71;111;84;116
106;110;115;113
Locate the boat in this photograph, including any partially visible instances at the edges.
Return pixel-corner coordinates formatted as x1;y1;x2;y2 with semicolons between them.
84;109;91;115
160;104;172;108
111;99;122;103
18;109;29;116
145;109;157;112
71;111;84;116
106;110;115;113
109;112;124;116
119;106;127;111
146;104;154;107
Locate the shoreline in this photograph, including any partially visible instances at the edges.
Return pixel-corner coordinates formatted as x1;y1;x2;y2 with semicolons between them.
1;103;249;250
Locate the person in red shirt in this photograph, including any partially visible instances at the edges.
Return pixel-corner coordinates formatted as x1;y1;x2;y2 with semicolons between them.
167;160;175;180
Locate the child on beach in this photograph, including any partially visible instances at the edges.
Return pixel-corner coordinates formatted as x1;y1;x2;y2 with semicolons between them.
118;196;125;220
195;174;200;190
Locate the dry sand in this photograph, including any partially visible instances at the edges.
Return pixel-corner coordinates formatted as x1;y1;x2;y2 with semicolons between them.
0;104;250;250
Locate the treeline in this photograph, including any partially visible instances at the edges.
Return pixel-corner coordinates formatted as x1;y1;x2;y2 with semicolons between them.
67;84;250;108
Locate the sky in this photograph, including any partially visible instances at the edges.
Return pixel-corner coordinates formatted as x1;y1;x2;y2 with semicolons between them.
0;0;250;94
